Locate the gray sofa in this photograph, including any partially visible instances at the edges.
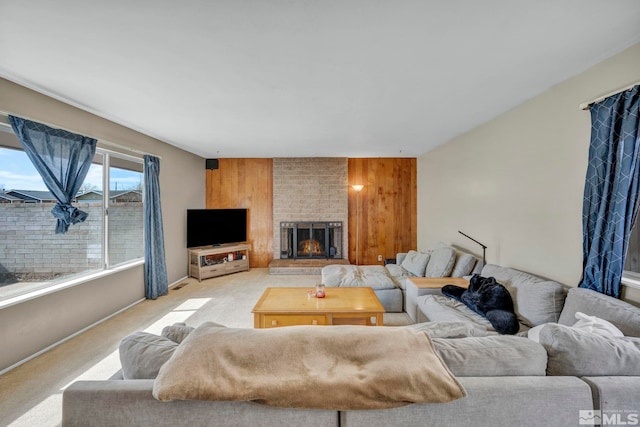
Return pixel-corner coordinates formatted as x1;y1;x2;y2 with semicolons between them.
321;244;481;313
63;264;640;427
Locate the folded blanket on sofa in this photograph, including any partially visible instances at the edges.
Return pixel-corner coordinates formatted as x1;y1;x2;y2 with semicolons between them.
442;274;520;335
153;322;466;410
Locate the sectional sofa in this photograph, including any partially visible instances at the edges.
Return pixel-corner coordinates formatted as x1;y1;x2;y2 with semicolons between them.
321;243;481;312
62;262;640;427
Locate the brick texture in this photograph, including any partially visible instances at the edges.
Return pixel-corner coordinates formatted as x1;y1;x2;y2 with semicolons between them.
0;202;142;282
273;158;348;259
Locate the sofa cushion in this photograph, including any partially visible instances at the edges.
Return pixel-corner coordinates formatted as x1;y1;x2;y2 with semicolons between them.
450;253;477;278
417;294;498;332
425;247;456;277
442;275;520;335
528;312;623;342
407;321;491;338
539;323;640;376
432;335;547;376
480;264;565;327
558;287;640;337
321;265;399;290
400;250;430;277
384;263;411;290
119;332;178;379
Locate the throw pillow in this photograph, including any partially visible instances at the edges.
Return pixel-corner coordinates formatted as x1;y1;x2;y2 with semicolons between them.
400;250;430;277
528;312;624;343
432;335;547;376
119;332;178;379
161;322;197;343
571;311;624;337
538;323;640;376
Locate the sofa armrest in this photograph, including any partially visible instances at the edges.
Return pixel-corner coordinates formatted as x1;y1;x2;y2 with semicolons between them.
63;380;339;427
340;376;593;427
581;376;640;413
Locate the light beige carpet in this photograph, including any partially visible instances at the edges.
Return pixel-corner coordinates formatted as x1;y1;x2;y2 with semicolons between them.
0;268;412;427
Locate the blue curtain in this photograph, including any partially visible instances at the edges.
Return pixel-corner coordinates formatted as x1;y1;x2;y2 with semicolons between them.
9;116;97;234
580;85;640;298
143;155;168;299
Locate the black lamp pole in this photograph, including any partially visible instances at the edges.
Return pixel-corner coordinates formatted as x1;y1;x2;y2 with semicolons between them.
458;230;487;265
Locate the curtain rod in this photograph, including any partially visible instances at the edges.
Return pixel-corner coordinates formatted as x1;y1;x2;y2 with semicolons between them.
0;112;161;159
579;81;640;111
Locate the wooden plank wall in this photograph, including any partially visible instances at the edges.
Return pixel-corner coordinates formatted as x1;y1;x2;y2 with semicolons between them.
206;158;273;268
348;158;417;265
205;157;417;268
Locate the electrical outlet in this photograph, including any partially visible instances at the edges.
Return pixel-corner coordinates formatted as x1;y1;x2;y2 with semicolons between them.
377;255;383;262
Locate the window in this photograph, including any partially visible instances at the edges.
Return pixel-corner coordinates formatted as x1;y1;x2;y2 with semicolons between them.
623;224;640;289
0;127;144;301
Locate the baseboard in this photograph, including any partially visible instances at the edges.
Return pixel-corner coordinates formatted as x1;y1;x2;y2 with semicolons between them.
0;275;188;376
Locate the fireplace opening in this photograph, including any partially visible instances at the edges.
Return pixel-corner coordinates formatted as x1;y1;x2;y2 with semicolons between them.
280;222;342;259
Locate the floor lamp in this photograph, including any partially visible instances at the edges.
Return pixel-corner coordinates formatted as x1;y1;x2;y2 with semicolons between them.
352;184;364;265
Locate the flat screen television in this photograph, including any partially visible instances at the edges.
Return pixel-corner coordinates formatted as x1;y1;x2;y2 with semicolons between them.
187;209;248;248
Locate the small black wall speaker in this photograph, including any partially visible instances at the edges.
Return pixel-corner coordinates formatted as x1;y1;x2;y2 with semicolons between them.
206;159;219;170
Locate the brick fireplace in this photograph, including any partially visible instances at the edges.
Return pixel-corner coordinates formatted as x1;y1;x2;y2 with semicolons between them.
272;158;348;260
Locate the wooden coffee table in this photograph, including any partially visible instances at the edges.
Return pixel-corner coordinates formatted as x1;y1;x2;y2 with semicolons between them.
252;287;385;328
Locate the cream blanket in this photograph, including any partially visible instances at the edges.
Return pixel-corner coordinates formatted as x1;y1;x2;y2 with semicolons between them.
153;322;466;410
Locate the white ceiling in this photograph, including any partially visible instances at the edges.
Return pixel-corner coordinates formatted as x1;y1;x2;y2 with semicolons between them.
1;1;639;159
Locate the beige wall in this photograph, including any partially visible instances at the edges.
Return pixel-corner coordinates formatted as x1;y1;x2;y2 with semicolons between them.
0;78;205;371
418;43;640;304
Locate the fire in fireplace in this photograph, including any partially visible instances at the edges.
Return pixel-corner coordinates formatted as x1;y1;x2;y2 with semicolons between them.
280;222;343;259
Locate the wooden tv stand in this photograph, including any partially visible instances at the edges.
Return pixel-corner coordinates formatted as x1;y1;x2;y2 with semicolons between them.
188;243;250;281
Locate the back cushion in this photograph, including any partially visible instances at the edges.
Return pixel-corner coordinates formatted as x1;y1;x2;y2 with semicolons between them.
400;250;430;277
558;287;640;337
425;247;456;277
451;253;477;278
539;323;640;376
481;264;566;327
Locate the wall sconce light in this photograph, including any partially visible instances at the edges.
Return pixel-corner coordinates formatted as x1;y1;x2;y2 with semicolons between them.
352;185;364;264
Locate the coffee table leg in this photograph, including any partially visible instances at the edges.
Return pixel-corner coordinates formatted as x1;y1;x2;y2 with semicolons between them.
375;313;383;326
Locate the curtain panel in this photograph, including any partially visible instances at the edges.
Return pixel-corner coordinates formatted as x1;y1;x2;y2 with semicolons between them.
9;115;97;234
143;155;169;299
579;85;640;298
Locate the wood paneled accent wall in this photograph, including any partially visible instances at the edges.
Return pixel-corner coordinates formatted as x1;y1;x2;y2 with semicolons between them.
348;158;417;265
205;157;417;268
206;159;273;268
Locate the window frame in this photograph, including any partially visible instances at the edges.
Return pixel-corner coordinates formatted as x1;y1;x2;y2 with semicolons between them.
0;143;145;308
621;272;640;290
99;147;145;270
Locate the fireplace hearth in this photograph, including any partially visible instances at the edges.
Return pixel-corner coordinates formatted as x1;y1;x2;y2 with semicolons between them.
280;222;343;259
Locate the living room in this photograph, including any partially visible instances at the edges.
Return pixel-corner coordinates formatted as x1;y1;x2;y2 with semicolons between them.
1;2;640;426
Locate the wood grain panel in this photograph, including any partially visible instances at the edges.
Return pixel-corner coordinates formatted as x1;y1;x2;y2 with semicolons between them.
348;158;417;265
206;157;415;268
206;159;273;268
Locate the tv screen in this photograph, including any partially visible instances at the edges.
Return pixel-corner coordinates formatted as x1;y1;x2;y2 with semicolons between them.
187;209;248;248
